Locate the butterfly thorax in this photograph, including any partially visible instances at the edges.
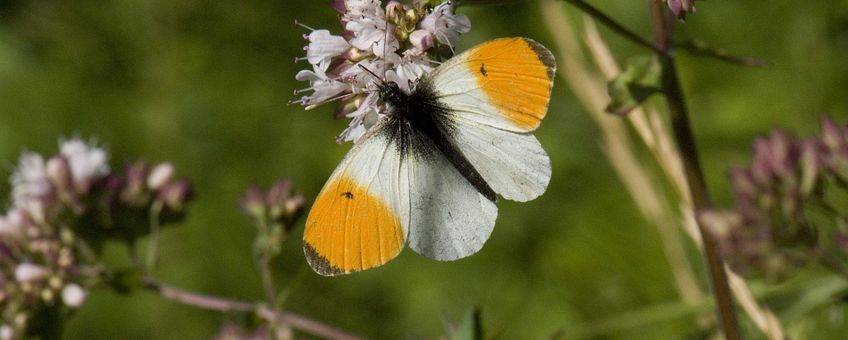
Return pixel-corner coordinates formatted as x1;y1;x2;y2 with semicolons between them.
377;80;497;201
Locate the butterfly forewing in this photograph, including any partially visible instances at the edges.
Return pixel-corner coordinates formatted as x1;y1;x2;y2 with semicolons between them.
428;37;556;202
304;123;411;276
429;37;556;133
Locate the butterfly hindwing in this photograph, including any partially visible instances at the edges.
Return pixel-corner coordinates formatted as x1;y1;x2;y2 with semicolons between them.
402;125;498;261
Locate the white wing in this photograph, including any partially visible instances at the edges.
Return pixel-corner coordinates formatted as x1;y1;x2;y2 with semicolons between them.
405;133;498;261
428;37;556;202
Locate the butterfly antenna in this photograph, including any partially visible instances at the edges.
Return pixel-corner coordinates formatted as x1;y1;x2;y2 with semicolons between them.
358;64;382;82
382;19;390;79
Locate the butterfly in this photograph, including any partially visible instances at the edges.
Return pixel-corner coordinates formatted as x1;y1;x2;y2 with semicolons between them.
303;37;556;276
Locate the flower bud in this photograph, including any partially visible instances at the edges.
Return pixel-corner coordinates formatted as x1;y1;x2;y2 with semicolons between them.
147;163;175;191
821;117;846;152
1;325;13;340
14;263;48;283
410;30;434;51
0;209;24;238
667;0;697;21
266;179;293;220
62;283;87;308
121;161;150;206
241;185;267;219
159;180;192;212
386;1;405;25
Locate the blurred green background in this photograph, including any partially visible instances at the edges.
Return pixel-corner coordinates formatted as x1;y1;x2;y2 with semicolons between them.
1;0;847;339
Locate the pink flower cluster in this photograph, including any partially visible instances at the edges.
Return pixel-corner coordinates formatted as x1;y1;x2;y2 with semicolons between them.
0;138;192;337
293;0;470;142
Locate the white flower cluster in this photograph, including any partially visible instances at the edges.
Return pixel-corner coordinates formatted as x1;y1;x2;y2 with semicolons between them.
1;138;109;337
294;0;470;142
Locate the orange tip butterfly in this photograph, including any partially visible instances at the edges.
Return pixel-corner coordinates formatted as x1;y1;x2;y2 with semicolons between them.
304;37;556;276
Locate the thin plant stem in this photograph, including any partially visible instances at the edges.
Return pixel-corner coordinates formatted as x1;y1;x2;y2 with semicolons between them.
146;200;164;272
142;278;363;340
647;2;741;338
255;218;278;308
561;0;665;55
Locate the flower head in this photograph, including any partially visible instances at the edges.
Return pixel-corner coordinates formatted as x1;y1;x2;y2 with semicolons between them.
59;137;109;193
294;0;470;143
704;117;848;281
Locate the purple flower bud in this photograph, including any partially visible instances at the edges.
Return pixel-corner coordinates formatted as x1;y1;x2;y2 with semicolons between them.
821;117;846;152
667;0;696;21
266;179;293;220
120;161;150;206
240;185;267;219
767;129;797;180
330;0;346;14
729;167;757;197
751;138;775;186
158;180;192;212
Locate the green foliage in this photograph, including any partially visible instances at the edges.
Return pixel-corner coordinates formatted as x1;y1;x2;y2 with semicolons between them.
605;55;663;115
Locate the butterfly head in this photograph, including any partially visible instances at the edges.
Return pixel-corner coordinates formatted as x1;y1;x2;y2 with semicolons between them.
377;81;404;107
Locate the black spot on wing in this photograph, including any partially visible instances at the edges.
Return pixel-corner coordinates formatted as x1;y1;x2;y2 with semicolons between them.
341;192;354;199
304;242;344;276
480;63;488;76
522;38;557;80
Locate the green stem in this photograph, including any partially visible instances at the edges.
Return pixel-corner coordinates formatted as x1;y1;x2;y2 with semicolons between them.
255;217;278;308
561;0;665;54
146;200;164;272
647;2;741;338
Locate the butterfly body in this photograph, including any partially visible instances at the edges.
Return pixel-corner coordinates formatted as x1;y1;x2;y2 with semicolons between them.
304;37;556;276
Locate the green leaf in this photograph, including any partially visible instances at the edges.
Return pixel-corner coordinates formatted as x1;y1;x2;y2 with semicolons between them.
449;307;483;340
606;55;663;115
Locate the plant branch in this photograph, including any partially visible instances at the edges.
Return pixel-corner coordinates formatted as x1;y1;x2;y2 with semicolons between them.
255;218;278;308
648;2;741;339
142;277;363;340
562;0;665;55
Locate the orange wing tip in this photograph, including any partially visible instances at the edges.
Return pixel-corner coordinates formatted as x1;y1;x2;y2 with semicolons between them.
304;241;346;276
521;38;557;80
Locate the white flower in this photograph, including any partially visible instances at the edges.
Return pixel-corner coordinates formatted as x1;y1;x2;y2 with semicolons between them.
62;283;87;308
0;209;25;237
419;1;470;50
305;30;350;65
11;152;50;207
295;0;471;143
0;325;12;340
409;29;434;53
294;62;351;107
147;162;175;190
59;138;110;192
338;92;380;143
386;53;433;92
14;263;49;283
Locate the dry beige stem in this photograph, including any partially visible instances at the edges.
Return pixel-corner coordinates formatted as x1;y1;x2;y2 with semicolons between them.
539;0;785;338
